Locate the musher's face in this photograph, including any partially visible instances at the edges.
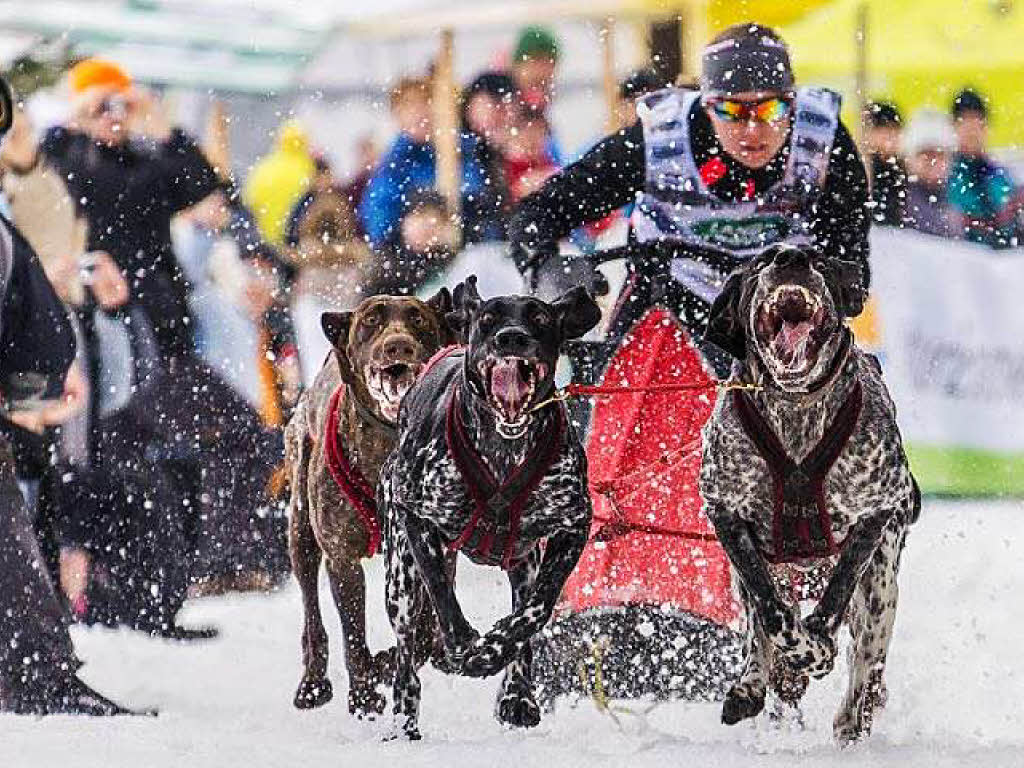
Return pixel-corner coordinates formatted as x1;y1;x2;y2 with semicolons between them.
954;112;988;156
705;90;791;170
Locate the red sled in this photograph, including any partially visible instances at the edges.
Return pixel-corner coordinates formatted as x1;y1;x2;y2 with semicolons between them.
560;308;741;626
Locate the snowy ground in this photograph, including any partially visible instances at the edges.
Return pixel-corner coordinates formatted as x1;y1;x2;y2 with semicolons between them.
3;500;1022;768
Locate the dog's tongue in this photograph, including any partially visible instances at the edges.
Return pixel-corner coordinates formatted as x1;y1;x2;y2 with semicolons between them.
490;359;531;417
775;320;813;364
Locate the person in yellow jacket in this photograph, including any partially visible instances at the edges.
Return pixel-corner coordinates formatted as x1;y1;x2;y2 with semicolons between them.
242;120;315;248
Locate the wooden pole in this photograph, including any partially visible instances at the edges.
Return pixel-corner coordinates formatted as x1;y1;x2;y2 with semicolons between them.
679;0;708;84
433;27;461;230
854;1;869;145
600;17;618;133
204;99;232;180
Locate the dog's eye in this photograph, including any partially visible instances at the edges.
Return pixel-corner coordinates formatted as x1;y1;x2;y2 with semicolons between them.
478;312;495;327
532;312;551;328
409;312;425;328
362;314;380;328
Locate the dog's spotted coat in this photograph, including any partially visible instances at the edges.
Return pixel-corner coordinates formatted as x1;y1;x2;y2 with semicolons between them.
380;279;600;739
699;245;917;745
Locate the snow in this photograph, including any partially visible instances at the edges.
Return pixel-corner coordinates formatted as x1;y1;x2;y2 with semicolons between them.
3;500;1022;768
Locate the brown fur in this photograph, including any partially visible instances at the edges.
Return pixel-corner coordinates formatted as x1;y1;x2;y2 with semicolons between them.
286;291;452;717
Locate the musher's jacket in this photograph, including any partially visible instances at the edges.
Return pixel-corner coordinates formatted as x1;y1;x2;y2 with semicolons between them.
508;86;870;343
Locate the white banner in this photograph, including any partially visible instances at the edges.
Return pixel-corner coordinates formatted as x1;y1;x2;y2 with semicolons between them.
870;228;1024;455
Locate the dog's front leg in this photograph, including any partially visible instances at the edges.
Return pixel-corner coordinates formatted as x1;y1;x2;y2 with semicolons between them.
802;509;895;680
462;529;587;678
402;510;479;664
495;549;542;728
705;506;830;674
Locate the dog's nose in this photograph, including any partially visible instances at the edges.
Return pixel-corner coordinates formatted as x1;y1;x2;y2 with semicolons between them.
494;327;532;355
381;335;417;360
774;247;810;270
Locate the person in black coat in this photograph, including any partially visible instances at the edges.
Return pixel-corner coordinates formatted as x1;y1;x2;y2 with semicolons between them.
509;24;870;365
0;84;135;712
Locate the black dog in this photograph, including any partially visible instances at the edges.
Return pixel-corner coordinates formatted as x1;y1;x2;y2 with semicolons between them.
379;276;601;739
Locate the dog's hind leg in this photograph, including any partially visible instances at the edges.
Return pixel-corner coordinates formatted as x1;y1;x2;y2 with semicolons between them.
722;582;769;725
289;434;333;710
496;550;542;729
834;523;905;746
326;557;388;717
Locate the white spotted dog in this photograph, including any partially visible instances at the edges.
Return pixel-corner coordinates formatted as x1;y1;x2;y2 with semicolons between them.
699;244;919;745
379;276;601;740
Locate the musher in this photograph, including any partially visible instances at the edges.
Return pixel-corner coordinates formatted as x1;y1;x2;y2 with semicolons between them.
509;22;870;372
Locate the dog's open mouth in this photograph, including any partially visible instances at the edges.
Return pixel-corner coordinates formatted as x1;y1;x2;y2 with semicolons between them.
366;362;422;422
478;356;549;436
756;285;827;377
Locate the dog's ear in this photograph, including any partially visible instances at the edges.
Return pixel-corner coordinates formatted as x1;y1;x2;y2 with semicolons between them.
704;270;748;360
834;259;866;319
817;257;866;319
446;276;481;342
321;311;357;383
425;286;457;345
551;285;602;340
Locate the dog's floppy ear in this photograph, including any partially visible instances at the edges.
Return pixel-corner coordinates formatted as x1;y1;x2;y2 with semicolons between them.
424;286;457;344
834;259;866;319
705;270;748;360
321;311;357;383
551;285;602;340
446;276;482;342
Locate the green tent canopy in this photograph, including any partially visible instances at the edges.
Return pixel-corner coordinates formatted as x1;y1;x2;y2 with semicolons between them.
782;0;1024;148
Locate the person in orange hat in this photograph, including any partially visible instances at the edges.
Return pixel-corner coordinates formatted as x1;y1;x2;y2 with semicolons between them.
65;58;170;148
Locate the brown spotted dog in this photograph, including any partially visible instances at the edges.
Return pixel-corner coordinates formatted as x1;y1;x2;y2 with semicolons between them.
699;244;919;745
285;290;452;717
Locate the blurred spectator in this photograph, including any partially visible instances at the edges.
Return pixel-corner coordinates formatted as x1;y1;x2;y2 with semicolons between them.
461;71;517;242
863;101;907;227
512;26;563;164
359;76;436;246
616;69;670;129
243;120;315;249
948;88;1020;248
359;74;492;248
366;188;458;296
40;59;286;604
284;154;336;251
502;107;559;203
343;134;379;228
902;109;960;238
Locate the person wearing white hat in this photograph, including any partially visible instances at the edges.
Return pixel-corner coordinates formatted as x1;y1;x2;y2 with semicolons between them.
902;109;960;238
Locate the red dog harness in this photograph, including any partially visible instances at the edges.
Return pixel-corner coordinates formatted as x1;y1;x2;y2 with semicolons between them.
323;386;382;558
732;382;863;564
445;387;567;570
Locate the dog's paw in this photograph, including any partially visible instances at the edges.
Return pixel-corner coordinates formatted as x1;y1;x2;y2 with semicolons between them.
771;617;836;680
496;689;541;729
461;634;517;678
442;625;481;669
293;676;333;710
721;683;766;725
348;683;387;719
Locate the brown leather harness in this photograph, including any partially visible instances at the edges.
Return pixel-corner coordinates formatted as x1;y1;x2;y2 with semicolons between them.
323;385;382;558
445;382;567;570
732;381;863;564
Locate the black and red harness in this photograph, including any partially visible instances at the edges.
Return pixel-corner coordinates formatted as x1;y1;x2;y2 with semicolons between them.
445;377;567;570
732;381;863;564
323;386;382;558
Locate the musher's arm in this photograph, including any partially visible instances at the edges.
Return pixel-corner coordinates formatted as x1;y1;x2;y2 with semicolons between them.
811;122;872;291
508;122;644;269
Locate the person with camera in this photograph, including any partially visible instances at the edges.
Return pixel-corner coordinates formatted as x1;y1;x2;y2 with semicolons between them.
509;24;870;360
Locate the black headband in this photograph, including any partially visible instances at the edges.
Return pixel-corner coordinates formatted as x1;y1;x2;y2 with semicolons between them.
701;35;794;95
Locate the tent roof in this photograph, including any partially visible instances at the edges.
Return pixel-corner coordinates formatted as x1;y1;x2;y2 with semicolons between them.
785;0;1024;74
